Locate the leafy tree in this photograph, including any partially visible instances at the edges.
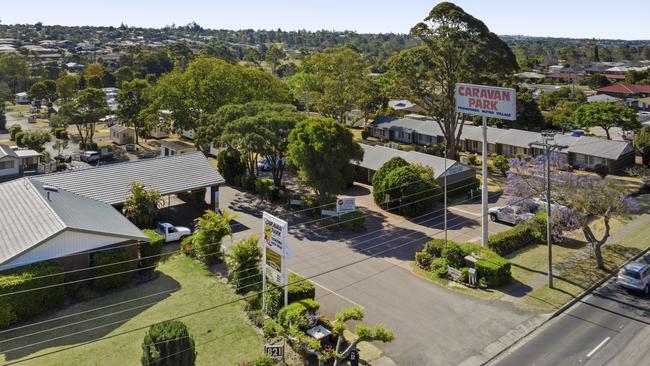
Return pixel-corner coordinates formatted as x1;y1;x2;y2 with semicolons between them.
216;148;246;184
634;126;650;164
509;91;545;130
302;47;372;123
538;87;585;111
587;73;611;89
190;210;235;265
549;100;581;132
276;62;298;78
16;129;51;152
492;155;510;175
66;88;109;148
331;307;395;366
152;57;289;132
42;80;58;102
117;79;151;144
84;63;104;80
114;66;135;87
372;157;410;205
265;44;286;75
286;71;320;112
226;236;261;292
287;118;364;203
221;117;267;176
141;320;196;366
391;2;517;159
86;74;103;89
573;102;640;139
202;41;238;64
122;181;162;228
167;41;195;70
28;82;48;101
242;47;262;66
0;52;29;93
0;103;6;131
56;74;78;102
257;110;304;186
52;139;68;157
8;124;22;140
381;164;440;217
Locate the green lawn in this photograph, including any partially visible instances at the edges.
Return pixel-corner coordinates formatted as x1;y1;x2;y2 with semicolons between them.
0;254;262;365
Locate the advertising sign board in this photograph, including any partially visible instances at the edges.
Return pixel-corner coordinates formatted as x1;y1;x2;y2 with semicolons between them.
262;212;288;286
336;197;356;214
455;83;517;121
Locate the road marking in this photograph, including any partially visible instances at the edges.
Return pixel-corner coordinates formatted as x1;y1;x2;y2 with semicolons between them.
448;206;481;217
586;337;610;358
289;269;364;309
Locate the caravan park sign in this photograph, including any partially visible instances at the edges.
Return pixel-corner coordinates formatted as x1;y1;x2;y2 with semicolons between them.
455;83;517;121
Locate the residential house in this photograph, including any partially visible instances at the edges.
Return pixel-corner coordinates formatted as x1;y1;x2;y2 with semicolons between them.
638;97;650;111
596;83;650;99
0;178;147;273
587;94;620;103
160;140;196;157
354;144;475;186
110;124;136;145
388;99;425;114
547;71;578;83
0;145;44;179
15;92;29;104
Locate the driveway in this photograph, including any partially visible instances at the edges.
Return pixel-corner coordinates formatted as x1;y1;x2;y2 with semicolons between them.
220;184;536;365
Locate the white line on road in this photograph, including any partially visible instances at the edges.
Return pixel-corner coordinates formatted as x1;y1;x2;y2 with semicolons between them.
289;269;365;309
586;337;610;358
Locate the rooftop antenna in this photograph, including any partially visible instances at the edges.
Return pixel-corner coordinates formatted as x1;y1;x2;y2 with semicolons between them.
43;185;59;200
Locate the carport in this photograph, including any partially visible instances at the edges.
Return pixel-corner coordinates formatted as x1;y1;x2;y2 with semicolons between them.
33;151;225;212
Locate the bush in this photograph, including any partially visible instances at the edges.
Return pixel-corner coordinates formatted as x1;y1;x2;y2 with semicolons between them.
53;127;68;139
254;178;278;201
476;255;511;287
339;211;365;232
459;267;469;283
276;299;320;331
217;148;246;184
227;236;261;292
181;234;195;257
14;131;25;146
0;261;65;328
441;242;465;269
492;155;510;175
141;230;164;275
262;319;283;338
240;175;256;191
8;124;22;141
264;273;316;317
415;252;433;269
252;355;274;366
361;129;369;140
141;320;196;366
93;249;133;292
593;164;608;178
528;211;547;242
382;164;440;217
372;157;410;205
430;258;448;278
422;239;454;258
487;224;535;255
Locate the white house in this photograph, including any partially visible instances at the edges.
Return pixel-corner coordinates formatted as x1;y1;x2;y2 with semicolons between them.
0;145;44;179
15;92;29;104
0;145;20;178
160;140;196;157
110;124;136;145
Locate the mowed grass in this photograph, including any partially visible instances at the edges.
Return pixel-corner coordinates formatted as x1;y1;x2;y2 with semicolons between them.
0;254;262;366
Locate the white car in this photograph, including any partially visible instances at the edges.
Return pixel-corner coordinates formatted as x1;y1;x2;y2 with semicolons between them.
80;151;100;163
617;262;650;294
155;222;192;243
531;197;566;212
488;205;534;225
257;157;284;172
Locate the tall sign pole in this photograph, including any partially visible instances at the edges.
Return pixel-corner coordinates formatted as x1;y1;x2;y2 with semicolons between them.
455;83;517;247
529;133;568;288
261;212;290;312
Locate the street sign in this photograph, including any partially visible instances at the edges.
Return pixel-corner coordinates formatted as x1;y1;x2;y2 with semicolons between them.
336;197;356;214
262;212;289;287
264;344;284;358
455;83;517;121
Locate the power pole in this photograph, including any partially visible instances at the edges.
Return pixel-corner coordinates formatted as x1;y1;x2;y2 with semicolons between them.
529;132;568;288
444;146;448;243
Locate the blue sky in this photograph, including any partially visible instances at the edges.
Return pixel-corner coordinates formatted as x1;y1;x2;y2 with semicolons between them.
2;1;649;40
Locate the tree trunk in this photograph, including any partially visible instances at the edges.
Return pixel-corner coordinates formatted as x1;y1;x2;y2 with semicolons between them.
582;217;611;270
604;127;611;140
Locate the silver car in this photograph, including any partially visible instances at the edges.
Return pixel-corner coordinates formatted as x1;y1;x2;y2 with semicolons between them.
617;262;650;294
488;205;534;225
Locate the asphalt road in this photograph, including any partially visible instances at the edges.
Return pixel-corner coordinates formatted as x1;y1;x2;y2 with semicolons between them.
495;262;650;366
221;185;534;366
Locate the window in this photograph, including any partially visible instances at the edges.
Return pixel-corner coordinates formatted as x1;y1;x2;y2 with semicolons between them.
0;160;15;170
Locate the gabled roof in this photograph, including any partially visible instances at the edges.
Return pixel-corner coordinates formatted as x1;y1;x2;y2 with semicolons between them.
567;136;632;160
33;151;224;205
587;94;620;103
596;83;650;95
494;129;544;149
0;144;18;159
0;178;147;266
357;144;460;180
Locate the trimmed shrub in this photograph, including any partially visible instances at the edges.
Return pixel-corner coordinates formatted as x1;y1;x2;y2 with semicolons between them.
372;157;410;205
415;252;433;269
422;239;454;258
441;242;465;269
8;124;22;141
141;320;196;366
430;258;448;278
263;273;316;317
0;261;65;328
476;255;511;287
276;299;320;331
487;224;535;255
340;211;365;232
141;230;164;276
459;267;470;283
93;249;133;292
528;211;547;242
382;164;440;217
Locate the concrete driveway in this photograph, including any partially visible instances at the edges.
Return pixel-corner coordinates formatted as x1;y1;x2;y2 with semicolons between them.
220;184;536;365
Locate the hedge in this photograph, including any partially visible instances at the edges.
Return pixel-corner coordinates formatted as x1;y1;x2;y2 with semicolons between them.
340;211;366;232
487;223;536;256
141;320;196;366
0;261;65;328
476;255;511;287
264;273;316;317
441;241;465;269
93;249;133;292
141;230;165;275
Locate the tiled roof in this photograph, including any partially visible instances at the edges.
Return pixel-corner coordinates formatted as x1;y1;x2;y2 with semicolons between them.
596;83;650;95
33;151;224;205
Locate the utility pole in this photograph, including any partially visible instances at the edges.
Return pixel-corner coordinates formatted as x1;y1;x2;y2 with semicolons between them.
529;132;568;288
444;145;448;243
481;115;488;247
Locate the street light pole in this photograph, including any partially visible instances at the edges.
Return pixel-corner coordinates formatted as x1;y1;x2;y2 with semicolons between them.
529;132;568;288
481;115;489;247
444;146;448;243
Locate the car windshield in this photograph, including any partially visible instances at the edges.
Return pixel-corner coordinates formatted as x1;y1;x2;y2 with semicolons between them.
156;223;165;233
622;268;641;279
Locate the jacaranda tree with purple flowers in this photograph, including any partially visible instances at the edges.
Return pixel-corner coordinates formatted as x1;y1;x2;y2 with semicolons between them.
505;152;637;269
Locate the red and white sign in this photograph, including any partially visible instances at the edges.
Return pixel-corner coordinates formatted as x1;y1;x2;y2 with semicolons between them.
455;83;517;121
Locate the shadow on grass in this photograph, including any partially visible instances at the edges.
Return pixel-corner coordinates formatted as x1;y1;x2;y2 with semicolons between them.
0;271;181;361
502;278;534;298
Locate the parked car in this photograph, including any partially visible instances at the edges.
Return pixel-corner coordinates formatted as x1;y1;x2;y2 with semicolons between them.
155;222;192;243
488;205;534;225
532;197;567;212
80;151;100;163
617;262;650;294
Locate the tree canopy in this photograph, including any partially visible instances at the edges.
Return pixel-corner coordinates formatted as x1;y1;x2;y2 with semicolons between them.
573;102;640;139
